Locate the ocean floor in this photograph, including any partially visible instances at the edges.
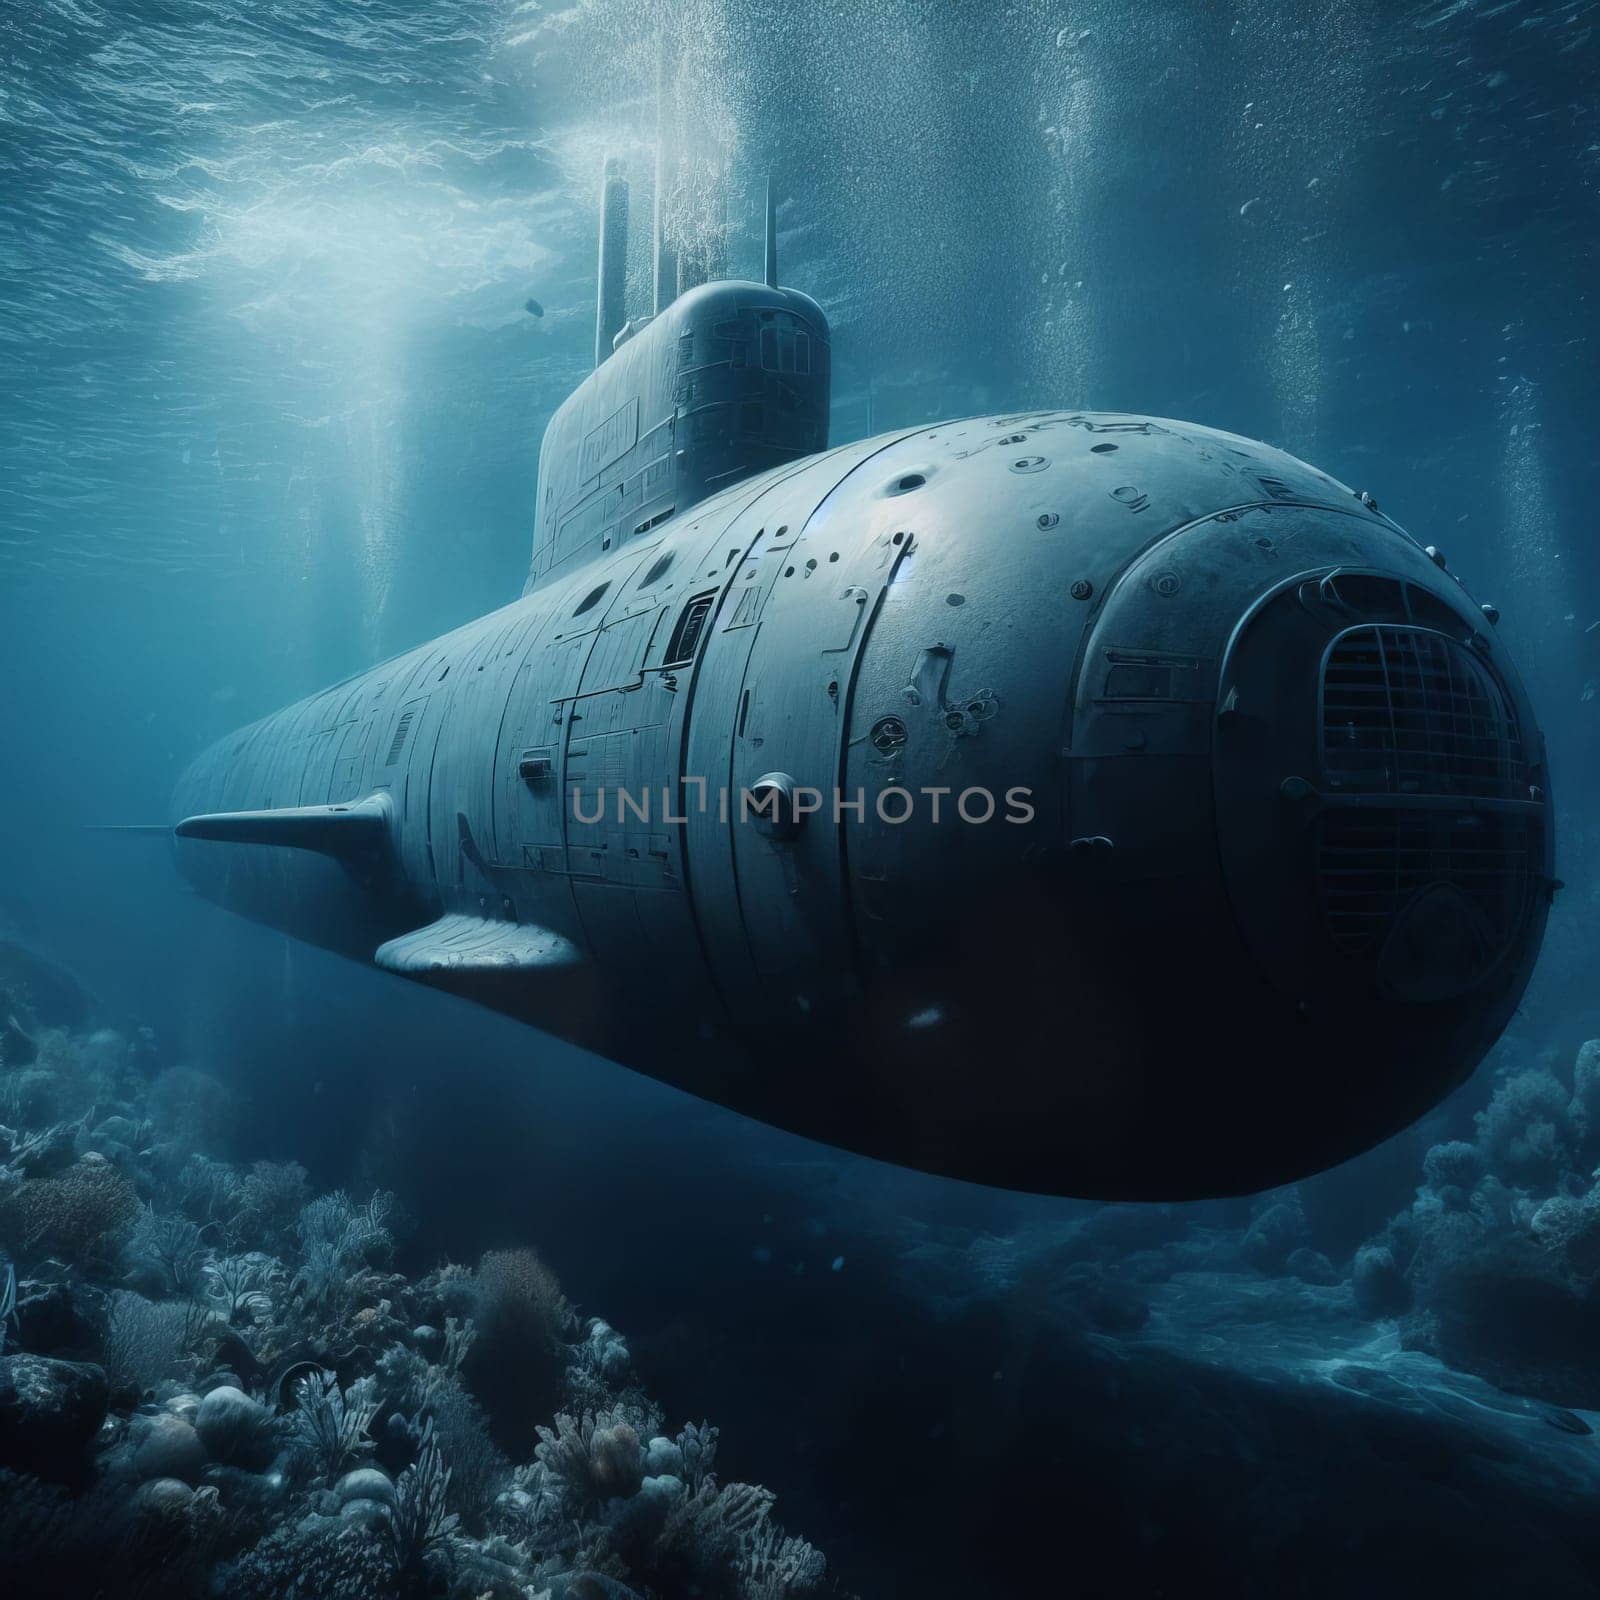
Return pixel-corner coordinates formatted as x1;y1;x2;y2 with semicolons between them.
6;934;1600;1598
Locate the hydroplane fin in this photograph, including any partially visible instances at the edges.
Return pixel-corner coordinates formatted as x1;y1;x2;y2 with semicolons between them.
374;913;582;975
174;794;392;865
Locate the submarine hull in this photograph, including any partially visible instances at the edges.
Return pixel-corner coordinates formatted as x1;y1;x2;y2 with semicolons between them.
175;412;1553;1198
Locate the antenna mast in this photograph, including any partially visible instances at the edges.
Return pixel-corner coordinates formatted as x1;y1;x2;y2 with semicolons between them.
651;44;677;314
594;156;629;367
764;176;778;288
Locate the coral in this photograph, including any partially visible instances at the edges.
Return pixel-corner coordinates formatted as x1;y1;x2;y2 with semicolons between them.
453;1536;559;1598
535;1408;649;1515
217;1518;396;1600
743;1520;827;1598
425;1372;510;1525
134;1474;195;1512
124;1209;207;1297
202;1253;284;1327
1239;1191;1307;1275
465;1247;573;1449
373;1339;433;1422
172;1156;246;1240
102;1292;203;1399
12;1276;97;1360
233;1163;310;1252
1464;1172;1518;1233
474;1247;571;1340
0;1159;139;1270
289;1370;378;1481
576;1318;632;1385
656;1478;779;1593
1420;1140;1485;1199
414;1260;476;1325
1568;1038;1600;1139
1526;1187;1600;1281
1341;1043;1600;1406
126;1482;230;1598
440;1313;474;1375
0;1069;64;1127
497;1460;566;1551
1399;1223;1600;1404
0;966;840;1600
384;1417;460;1586
1474;1068;1578;1191
677;1419;719;1494
5;1119;78;1179
292;1191;394;1316
1351;1246;1409;1320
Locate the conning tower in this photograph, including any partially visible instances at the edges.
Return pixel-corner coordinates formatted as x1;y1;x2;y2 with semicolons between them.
524;161;830;594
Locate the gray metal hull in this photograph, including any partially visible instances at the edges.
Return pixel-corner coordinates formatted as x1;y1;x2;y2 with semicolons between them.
175;412;1553;1197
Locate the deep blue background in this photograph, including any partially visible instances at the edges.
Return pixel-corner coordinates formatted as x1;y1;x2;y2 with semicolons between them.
2;2;1597;1591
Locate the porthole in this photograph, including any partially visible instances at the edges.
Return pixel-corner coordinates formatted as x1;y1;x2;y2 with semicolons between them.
640;551;675;588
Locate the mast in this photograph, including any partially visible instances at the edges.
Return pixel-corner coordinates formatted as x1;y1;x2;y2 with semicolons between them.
651;46;677;315
594;156;629;367
598;156;627;368
764;176;778;288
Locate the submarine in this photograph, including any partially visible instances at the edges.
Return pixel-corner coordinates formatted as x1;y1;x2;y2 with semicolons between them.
172;162;1554;1199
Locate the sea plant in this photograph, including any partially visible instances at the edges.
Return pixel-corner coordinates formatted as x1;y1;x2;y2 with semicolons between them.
292;1191;395;1313
384;1418;459;1584
291;1370;380;1480
0;948;842;1600
102;1290;207;1397
202;1252;283;1326
656;1478;778;1585
534;1409;645;1512
126;1207;207;1295
677;1419;719;1493
743;1520;827;1598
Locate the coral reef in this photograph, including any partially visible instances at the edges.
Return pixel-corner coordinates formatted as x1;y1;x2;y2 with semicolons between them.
895;1033;1600;1418
1351;1038;1600;1407
8;930;1593;1597
0;951;839;1600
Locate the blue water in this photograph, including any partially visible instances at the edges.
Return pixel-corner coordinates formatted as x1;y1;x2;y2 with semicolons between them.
2;2;1599;1594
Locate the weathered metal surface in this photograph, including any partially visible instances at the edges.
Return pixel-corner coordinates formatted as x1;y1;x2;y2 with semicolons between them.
173;387;1554;1198
527;280;830;593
